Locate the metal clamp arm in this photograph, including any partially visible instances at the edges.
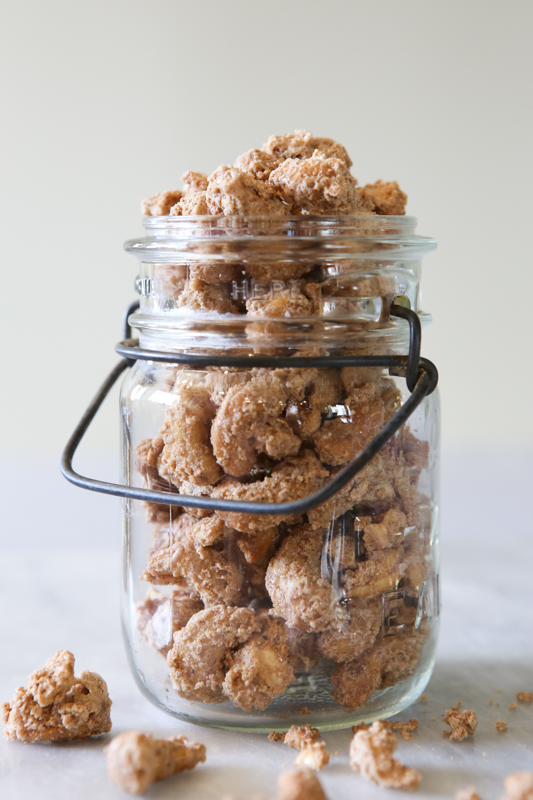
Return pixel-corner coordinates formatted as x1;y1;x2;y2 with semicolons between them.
61;353;438;517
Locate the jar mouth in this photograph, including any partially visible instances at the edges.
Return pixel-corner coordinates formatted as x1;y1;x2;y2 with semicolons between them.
125;215;436;262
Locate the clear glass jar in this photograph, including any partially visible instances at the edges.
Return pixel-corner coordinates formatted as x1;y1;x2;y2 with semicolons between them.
121;215;439;731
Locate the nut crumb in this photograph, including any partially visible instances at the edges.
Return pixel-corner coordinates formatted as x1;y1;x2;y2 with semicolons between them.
294;742;330;772
298;707;311;715
351;722;369;734
350;721;421;790
105;731;205;795
418;694;427;703
517;692;533;703
487;699;493;705
496;719;508;733
509;702;518;710
503;772;533;800
456;788;482;800
442;707;478;742
269;731;285;742
2;650;112;743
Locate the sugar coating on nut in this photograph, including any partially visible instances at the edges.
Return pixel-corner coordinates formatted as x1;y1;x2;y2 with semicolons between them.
442;706;478;741
2;650;111;743
263;129;353;168
104;731;206;795
349;720;421;790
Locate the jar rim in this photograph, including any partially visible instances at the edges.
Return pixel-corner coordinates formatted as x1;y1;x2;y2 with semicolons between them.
125;215;436;262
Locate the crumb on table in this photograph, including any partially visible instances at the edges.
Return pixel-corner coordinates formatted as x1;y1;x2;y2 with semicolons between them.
442;707;478;742
496;719;508;733
350;721;421;790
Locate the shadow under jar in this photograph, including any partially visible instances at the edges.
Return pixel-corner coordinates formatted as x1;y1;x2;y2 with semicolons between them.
121;215;439;731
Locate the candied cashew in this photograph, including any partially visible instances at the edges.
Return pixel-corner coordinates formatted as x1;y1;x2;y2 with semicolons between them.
265;525;347;632
207;165;290;216
246;283;321;318
269;154;371;216
317;599;381;662
349;721;421;790
313;382;385;467
262;129;353;168
223;615;295;712
362;180;407;215
331;631;426;708
167;606;260;703
160;380;223;487
178;276;238;313
211;374;301;478
2;651;112;743
135;436;182;523
142;190;183;216
105;731;206;796
141;514;255;607
136;587;204;656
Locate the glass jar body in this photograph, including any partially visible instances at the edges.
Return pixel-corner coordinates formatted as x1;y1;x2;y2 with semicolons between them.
120;215;439;731
120;360;439;732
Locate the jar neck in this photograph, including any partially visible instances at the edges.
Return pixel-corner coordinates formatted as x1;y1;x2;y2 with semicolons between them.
125;215;435;356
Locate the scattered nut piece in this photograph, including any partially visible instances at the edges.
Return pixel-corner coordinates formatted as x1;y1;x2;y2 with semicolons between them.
104;731;206;796
487;699;493;705
509;702;518;710
442;706;478;742
294;742;329;772
456;788;482;800
418;694;427;703
277;767;329;800
349;720;421;790
496;719;508;733
283;724;321;750
269;731;285;742
517;692;533;703
2;650;112;743
503;772;533;800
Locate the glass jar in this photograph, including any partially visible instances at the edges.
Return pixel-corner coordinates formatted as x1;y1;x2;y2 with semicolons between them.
120;215;439;731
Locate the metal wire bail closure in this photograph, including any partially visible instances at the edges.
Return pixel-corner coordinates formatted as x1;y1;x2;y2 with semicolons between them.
61;303;438;515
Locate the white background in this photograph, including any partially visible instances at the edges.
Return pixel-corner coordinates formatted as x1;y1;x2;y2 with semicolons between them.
1;0;532;454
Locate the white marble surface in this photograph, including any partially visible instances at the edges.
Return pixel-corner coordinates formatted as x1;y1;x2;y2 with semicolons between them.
1;449;532;799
